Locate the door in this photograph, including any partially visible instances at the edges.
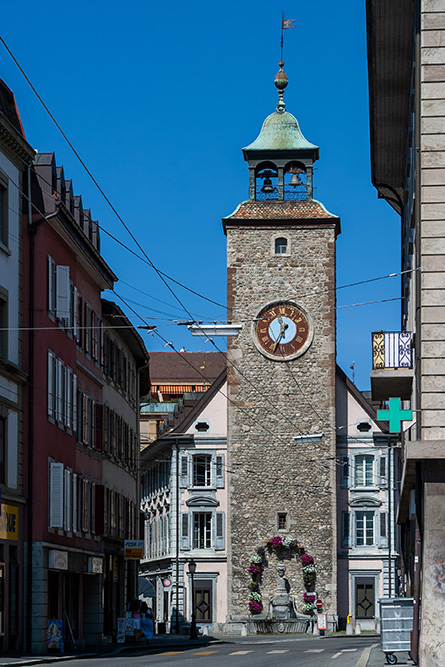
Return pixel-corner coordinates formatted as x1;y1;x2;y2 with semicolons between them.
355;578;375;619
194;580;212;622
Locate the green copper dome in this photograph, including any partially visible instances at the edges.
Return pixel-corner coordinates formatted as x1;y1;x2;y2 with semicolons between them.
243;110;319;153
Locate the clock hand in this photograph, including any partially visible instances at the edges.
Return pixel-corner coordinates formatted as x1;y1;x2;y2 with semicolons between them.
272;320;288;351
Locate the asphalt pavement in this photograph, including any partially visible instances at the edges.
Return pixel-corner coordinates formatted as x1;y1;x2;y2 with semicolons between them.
0;634;416;667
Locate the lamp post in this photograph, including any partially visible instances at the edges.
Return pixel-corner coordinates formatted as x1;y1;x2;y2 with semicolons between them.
188;559;198;639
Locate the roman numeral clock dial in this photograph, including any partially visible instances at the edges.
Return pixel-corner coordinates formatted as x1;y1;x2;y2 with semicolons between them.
253;301;313;361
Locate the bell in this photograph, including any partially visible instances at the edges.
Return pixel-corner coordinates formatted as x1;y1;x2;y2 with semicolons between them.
261;177;274;193
289;172;302;187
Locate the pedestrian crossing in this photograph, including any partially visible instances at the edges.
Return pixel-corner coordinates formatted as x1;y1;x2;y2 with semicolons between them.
186;647;359;658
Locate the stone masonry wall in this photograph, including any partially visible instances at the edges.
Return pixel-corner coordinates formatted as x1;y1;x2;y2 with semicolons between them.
226;221;337;618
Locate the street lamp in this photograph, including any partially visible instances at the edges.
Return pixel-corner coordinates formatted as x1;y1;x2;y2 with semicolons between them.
188;559;198;640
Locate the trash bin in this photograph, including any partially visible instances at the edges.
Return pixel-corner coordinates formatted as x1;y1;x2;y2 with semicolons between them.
379;597;414;665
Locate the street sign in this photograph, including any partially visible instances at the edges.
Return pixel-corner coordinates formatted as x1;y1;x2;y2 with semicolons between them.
124;540;144;560
163;577;172;592
317;613;327;631
316;599;323;610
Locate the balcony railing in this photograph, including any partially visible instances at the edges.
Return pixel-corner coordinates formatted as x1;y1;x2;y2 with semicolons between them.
372;331;412;370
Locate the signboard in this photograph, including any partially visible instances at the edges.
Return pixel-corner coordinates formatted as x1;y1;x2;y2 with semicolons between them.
117;617;125;643
316;599;323;610
317;613;327;631
47;619;63;652
0;504;18;541
88;557;103;573
124;540;144;560
163;577;172;592
125;611;134;636
48;550;68;571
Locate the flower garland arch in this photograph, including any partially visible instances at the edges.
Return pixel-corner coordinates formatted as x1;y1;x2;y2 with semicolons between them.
247;535;316;615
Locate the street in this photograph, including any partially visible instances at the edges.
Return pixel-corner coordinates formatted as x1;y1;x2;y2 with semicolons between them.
65;637;377;667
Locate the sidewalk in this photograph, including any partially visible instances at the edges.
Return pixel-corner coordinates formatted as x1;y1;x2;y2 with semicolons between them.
365;644;415;666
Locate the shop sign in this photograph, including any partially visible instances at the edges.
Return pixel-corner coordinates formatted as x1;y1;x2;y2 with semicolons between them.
0;504;18;541
47;619;63;652
88;557;103;574
48;550;68;570
124;540;144;560
117;618;125;643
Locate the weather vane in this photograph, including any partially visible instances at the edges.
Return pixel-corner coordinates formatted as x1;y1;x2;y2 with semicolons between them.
281;11;297;61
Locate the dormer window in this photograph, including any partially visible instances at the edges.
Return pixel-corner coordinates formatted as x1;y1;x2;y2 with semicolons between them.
275;237;287;254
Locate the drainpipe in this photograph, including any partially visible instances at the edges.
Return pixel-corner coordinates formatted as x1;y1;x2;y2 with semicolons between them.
411;462;422;665
26;167;60;651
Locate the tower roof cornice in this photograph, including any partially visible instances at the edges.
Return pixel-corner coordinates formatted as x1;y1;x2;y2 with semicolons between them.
242;109;319;156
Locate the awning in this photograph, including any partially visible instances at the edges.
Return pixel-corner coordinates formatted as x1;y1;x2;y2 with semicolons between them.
138;576;156;598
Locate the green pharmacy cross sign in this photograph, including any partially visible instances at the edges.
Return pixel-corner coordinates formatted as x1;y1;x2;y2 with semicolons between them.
377;398;413;433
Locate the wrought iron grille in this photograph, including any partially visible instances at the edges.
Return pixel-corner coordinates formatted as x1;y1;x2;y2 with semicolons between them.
372;331;412;370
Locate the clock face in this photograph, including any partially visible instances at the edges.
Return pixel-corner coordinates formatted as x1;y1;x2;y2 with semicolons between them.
253;301;313;361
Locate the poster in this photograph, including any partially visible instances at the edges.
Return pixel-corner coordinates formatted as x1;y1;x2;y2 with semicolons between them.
47;619;64;652
117;617;125;643
125;611;134;636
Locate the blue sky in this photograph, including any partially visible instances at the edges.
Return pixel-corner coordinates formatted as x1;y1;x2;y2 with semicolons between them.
1;1;400;390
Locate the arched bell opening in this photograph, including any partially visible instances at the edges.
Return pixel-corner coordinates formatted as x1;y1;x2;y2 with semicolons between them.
255;162;278;201
284;161;308;201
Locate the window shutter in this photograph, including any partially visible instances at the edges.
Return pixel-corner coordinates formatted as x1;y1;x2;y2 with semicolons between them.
48;351;55;418
72;374;77;432
215;512;225;550
95;403;103;451
82;394;88;445
340;456;350;488
341;511;350;548
64;367;71;429
179;453;189;488
49;462;64;529
82;479;89;532
181;512;191;550
57;360;64;423
64;469;72;531
215;455;224;488
56;265;70;320
48;256;55;313
379;455;388;488
379;511;388;548
72;473;77;533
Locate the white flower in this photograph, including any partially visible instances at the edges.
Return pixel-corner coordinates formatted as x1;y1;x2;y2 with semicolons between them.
302;602;315;613
250;553;262;564
249;592;262;602
303;564;316;573
283;536;294;548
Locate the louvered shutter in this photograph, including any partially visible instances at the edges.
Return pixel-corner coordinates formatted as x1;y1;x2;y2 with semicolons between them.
179;453;189;487
340;456;350;488
379;511;388;548
72;374;77;432
181;512;191;550
82;479;89;532
95;403;103;451
72;473;77;533
48;256;55;313
215;512;225;550
341;511;351;548
379;455;388;488
56;265;70;321
64;469;72;531
49;462;64;529
48;351;55;417
215;454;224;488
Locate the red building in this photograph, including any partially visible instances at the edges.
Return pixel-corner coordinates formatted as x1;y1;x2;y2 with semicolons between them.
22;152;137;652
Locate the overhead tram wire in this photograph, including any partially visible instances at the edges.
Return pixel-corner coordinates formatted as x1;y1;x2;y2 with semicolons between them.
0;38;416;322
113;290;338;478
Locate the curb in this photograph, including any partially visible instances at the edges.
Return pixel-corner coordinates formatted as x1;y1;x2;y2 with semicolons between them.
356;643;379;667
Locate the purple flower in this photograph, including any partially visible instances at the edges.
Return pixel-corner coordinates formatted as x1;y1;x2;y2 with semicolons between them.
268;536;284;549
248;564;261;576
249;601;263;614
303;593;316;603
300;554;314;566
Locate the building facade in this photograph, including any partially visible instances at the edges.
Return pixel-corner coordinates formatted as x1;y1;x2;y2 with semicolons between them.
140;370;227;633
0;79;35;652
366;1;445;663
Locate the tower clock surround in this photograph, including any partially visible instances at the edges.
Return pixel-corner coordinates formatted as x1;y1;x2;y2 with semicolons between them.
252;300;314;361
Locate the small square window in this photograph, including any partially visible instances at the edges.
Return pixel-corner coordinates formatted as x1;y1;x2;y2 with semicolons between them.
278;513;287;530
275;237;287;254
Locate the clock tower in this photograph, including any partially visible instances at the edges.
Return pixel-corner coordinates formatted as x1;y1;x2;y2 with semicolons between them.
223;62;340;623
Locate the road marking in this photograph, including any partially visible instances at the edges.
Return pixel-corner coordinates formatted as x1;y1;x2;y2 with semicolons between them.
342;648;357;652
331;653;342;659
304;649;325;653
193;651;219;655
229;651;254;655
267;650;289;653
162;652;183;655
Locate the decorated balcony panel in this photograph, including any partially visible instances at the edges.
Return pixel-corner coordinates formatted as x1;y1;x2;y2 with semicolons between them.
370;332;413;401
